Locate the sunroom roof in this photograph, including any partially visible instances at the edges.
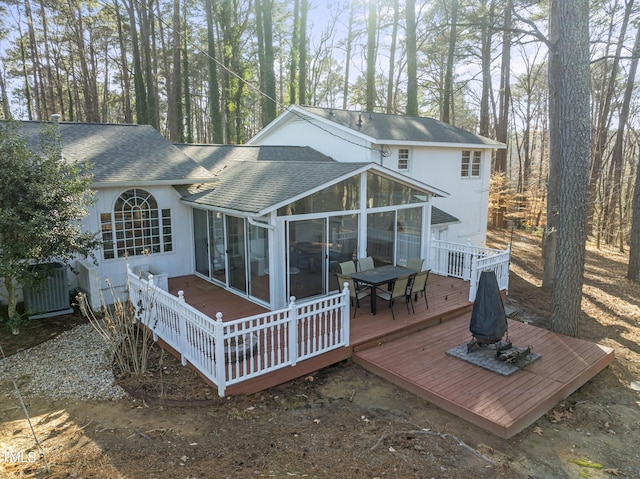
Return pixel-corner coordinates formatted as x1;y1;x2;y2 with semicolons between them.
176;145;446;215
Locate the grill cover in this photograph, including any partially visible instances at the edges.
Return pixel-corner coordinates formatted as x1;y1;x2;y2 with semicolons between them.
469;270;507;342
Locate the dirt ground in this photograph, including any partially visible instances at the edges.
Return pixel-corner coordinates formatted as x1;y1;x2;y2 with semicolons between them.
1;228;639;479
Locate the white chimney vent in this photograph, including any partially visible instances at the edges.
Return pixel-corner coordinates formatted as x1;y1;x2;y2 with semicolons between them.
51;113;61;123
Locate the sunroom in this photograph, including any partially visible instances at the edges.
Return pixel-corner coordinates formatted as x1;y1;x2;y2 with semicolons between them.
176;148;448;311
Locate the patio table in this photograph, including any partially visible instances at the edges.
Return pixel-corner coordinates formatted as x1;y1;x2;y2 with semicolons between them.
350;264;417;315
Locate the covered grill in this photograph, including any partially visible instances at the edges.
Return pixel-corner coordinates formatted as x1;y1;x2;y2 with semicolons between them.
467;270;510;352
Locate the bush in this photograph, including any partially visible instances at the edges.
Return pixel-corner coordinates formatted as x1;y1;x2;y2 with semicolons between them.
77;278;156;378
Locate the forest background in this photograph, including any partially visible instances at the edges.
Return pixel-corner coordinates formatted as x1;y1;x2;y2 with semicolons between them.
0;0;638;294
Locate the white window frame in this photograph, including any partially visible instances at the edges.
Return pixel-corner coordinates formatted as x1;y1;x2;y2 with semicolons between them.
461;150;482;178
397;148;411;171
100;189;172;260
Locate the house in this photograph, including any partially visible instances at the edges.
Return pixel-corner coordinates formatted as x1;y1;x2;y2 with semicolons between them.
4;116;455;311
2;115;613;439
248;105;506;245
3;107;507;313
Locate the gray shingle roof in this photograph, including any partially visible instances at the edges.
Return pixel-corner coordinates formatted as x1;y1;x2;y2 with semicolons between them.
177;145;367;213
12;121;213;185
297;106;503;147
431;206;460;226
176;144;335;170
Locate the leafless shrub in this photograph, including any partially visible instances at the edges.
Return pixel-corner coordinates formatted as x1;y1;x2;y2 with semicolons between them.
77;276;156;378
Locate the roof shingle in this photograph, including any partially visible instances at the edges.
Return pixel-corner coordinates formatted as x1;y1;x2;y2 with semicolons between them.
296;106;503;147
13;121;212;185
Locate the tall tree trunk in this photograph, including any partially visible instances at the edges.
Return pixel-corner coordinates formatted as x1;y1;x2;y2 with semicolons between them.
139;0;158;129
610;23;640;254
102;46;109;121
493;0;512;228
18;33;33;120
205;0;222;143
261;0;277;123
386;2;398;113
588;0;634;236
183;16;193;143
479;0;495;136
442;0;458;124
126;0;148;124
543;0;562;289
549;0;591;337
290;0;299;105
405;0;417;116
255;0;266;124
114;0;133;123
298;0;308;105
158;0;173;135
365;0;377;111
628;142;640;281
0;66;11;119
169;0;183;142
24;0;43;119
625;30;640;279
70;2;99;122
38;0;56;116
341;2;354;110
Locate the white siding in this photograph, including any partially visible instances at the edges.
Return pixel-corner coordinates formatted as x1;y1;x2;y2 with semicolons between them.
84;185;194;301
399;146;490;245
255;117;374;163
252;118;493;246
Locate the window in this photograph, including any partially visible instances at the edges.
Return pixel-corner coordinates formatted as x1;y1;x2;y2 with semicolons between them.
398;148;410;171
461;150;482;178
100;189;172;260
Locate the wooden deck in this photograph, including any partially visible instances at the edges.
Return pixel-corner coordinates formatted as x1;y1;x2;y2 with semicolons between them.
352;314;614;438
166;274;614;438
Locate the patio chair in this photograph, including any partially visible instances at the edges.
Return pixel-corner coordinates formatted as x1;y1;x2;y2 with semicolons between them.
376;275;412;320
336;273;370;318
357;256;375;271
407;257;425;272
407;269;430;313
339;260;356;275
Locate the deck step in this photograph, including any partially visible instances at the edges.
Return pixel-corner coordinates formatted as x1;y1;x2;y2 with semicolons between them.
352;302;473;352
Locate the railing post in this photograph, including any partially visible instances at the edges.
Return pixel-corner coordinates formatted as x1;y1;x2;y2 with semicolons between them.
341;283;350;347
504;245;512;292
430;234;437;272
469;254;478;302
288;297;298;366
214;312;226;397
177;290;188;366
463;239;472;280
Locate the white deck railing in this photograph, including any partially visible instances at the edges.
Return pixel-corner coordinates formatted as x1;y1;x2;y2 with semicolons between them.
126;239;508;395
127;266;350;397
429;238;511;301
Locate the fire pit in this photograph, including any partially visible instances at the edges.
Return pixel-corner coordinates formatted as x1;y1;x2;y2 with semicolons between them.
445;270;540;375
467;270;511;352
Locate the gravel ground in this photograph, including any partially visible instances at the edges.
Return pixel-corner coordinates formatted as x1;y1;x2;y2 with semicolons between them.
0;323;127;401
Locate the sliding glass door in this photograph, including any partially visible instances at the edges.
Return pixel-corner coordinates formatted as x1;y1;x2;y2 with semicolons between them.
226;215;247;294
193;209;210;277
367;207;423;266
285;214;359;300
192;209;269;305
287;219;327;300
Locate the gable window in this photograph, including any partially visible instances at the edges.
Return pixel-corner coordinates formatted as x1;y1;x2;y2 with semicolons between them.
461;150;482;178
101;189;173;260
398;148;410;171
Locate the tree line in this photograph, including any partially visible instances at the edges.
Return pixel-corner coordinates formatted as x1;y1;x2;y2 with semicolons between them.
0;0;639;334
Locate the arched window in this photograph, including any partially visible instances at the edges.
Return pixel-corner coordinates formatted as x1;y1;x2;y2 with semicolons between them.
100;189;172;260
